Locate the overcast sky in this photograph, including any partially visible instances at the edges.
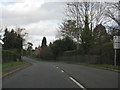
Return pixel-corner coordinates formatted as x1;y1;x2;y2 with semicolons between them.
0;0;67;49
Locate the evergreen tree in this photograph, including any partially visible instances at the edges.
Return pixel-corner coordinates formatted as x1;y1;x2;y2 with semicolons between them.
15;34;23;51
81;15;93;53
2;28;11;49
3;28;23;51
93;24;110;45
27;42;33;55
50;36;76;57
41;37;47;48
10;29;15;49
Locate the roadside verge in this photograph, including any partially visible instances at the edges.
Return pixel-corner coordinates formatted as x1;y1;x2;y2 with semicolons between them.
2;62;32;78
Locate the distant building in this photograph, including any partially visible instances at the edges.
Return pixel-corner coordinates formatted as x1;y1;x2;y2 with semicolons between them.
32;45;42;56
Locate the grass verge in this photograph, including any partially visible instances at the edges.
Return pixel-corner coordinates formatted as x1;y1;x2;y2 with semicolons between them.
2;61;26;70
62;61;120;71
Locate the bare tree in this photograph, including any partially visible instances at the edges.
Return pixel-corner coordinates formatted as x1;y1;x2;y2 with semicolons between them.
105;2;120;26
59;2;107;49
16;27;28;38
105;1;120;35
59;20;77;40
15;27;28;42
65;2;107;30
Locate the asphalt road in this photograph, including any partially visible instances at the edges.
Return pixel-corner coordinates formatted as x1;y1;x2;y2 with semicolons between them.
2;57;118;88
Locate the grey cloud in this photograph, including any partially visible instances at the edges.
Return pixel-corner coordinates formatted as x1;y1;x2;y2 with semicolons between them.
1;2;65;26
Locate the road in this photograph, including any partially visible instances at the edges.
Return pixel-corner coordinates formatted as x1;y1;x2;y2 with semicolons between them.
3;57;118;88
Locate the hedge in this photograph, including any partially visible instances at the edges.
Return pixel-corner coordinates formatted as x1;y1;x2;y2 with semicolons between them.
61;42;114;65
2;50;21;63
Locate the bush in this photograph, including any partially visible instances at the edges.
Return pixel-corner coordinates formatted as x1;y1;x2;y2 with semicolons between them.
50;36;77;57
63;50;79;56
40;47;55;60
100;42;114;64
88;42;114;64
87;45;102;55
2;50;21;63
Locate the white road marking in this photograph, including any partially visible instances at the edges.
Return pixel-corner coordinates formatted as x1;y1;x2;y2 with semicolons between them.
56;66;86;89
61;70;64;73
69;77;86;89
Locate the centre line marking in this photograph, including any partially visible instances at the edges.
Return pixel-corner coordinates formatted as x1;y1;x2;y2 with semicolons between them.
69;77;86;90
56;67;59;68
61;70;64;73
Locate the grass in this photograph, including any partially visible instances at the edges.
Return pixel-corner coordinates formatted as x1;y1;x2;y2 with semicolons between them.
29;56;120;71
2;61;26;70
0;63;1;76
62;61;120;71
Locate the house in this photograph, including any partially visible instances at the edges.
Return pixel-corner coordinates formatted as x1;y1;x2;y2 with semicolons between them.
32;45;42;56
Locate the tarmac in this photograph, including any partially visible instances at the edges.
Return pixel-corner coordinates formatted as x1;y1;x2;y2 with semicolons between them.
2;62;32;78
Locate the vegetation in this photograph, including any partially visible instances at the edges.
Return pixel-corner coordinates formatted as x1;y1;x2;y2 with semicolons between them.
41;37;47;48
23;2;119;66
1;2;119;66
2;50;21;63
25;2;120;66
50;36;77;58
40;47;54;60
2;27;27;63
26;42;33;56
33;36;77;60
2;61;26;69
28;56;120;71
55;2;120;65
3;28;23;51
61;61;120;71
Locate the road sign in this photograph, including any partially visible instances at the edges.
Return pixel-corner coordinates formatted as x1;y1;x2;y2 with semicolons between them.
113;36;120;49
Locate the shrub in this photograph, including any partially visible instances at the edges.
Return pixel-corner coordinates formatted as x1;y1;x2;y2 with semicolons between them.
50;36;77;57
88;42;114;64
63;50;79;56
2;50;21;63
40;47;55;60
100;42;114;64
